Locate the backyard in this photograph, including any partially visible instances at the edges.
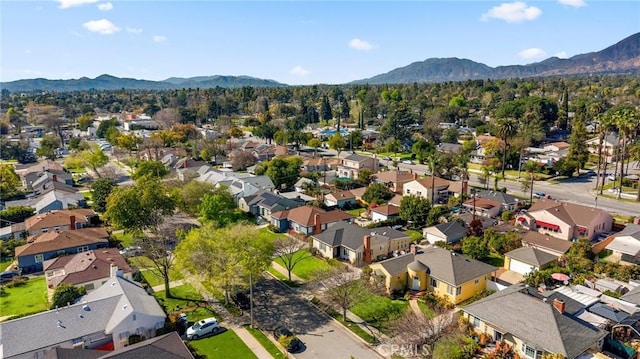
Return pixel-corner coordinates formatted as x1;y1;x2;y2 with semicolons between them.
0;276;49;319
189;328;257;359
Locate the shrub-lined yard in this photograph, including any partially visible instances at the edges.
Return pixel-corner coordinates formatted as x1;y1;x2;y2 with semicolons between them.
0;277;48;319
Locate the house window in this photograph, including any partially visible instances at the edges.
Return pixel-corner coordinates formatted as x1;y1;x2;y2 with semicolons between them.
72;338;84;348
57;250;66;255
430;278;438;287
118;332;130;345
89;334;105;343
471;316;480;327
77;246;89;253
132;314;137;321
35;254;44;263
447;285;461;296
521;344;542;359
84;283;94;290
42;228;49;233
474;279;479;285
493;330;503;342
406;189;410;194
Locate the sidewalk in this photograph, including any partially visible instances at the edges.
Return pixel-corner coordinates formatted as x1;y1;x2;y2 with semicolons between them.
151;279;185;293
270;261;305;283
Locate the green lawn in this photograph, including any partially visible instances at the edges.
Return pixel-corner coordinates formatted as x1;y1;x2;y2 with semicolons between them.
403;229;423;242
189;328;257;359
0;258;13;272
416;300;435;318
140;268;184;288
274;249;333;281
152;283;217;322
350;295;409;332
112;231;139;248
484;252;505;267
243;325;286;358
346;208;366;217
0;277;49;318
257;227;287;243
267;267;301;287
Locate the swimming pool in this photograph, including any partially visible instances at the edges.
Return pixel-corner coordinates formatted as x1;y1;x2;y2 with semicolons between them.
320;128;348;136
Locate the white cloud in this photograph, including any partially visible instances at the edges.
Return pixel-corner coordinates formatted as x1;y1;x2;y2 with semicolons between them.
290;66;310;76
554;51;568;58
481;2;542;23
153;35;167;43
83;19;120;35
518;47;547;59
97;2;113;11
58;0;98;9
348;38;375;51
126;27;143;34
558;0;587;7
19;69;43;76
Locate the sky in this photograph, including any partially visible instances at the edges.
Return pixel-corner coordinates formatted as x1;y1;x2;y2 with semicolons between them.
1;0;639;85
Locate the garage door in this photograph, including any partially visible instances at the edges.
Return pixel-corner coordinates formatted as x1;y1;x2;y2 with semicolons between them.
509;259;535;275
426;233;442;244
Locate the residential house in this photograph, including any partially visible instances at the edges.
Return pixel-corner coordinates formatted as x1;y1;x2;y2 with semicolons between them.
24;169;73;190
462;285;607;359
475;190;524;212
369;245;496;304
586;133;620;163
3;190;86;214
324;190;356;209
455;213;496;229
373;170;418;194
270;206;353;235
516;199;613;241
422;222;466;245
337;154;377;180
604;224;640;264
25;209;97;236
503;246;558;275
238;190;305;221
252;144;278;161
620;285;640;307
0;274;166;358
16;228;110;272
279;191;316;204
543;142;570;153
302;158;331;173
403;177;451;204
197;169;275;203
43;248;132;297
436;142;462;154
311;221;411;264
462;197;502;218
21;160;65;176
294;177;316;193
521;231;573;257
370;205;400;223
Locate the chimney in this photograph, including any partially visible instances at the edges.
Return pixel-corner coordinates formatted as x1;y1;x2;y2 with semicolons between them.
634;217;640;225
69;215;76;230
413;172;418;180
314;214;321;234
410;243;417;255
52;174;57;182
553;298;565;313
363;235;372;264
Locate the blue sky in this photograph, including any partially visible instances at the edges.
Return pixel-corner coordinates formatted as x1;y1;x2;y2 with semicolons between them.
1;1;638;85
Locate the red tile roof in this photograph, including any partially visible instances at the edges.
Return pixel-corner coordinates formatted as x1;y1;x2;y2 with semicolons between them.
371;205;400;216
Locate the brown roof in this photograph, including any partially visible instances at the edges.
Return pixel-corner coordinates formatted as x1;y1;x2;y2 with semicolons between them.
388;195;403;207
349;187;367;200
463;197;500;209
528;199;608;227
325;190;355;202
16;228;109;257
26;209;96;231
374;170;416;184
271;206;353;227
521;231;572;254
371;204;400;216
43;248;131;288
548;141;570;149
22;160;65;175
412;176;451;189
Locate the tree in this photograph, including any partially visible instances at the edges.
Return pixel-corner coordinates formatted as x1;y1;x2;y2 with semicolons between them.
96;117;118;138
495;117;518;179
77;113;94;131
104;176;176;233
138;222;181;298
462;236;489;260
132;160;168;180
175;224;274;304
328;133;345;156
273;236;309;281
391;306;457;358
90;178;117;213
346;130;363;151
362;182;394;205
263;157;303;189
426;148;441;204
399;195;431;228
567;116;589;171
523;160;538;204
51;284;86;309
0;206;34;227
320;95;332;122
65;144;109;177
231;151;257;171
36;134;60;160
357;168;373;185
312;266;367;321
176;180;217;216
307;137;322;158
0;164;21;200
116;132;142;155
199;187;236;226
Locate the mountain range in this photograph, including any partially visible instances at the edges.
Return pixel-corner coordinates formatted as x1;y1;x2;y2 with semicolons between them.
1;32;638;92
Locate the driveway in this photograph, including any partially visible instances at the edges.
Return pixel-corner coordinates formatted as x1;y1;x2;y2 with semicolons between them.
252;277;381;359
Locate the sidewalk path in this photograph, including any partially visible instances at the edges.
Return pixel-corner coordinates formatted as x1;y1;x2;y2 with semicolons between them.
270;261;305;283
151;279;185;293
409;299;424;318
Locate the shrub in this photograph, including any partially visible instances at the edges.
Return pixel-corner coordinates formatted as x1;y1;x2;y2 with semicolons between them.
128;334;144;345
266;224;280;233
501;210;513;221
4;276;28;288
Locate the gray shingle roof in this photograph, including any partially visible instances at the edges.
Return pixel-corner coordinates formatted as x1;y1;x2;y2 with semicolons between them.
475;190;520;205
344;154;370;162
621;285;640;306
96;331;194;359
463;285;607;359
243;176;275;190
505;246;558;266
312;222;409;251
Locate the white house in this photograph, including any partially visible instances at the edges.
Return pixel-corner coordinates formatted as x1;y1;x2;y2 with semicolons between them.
423;222;466;244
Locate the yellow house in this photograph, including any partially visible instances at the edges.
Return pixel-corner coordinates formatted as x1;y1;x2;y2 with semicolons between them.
369;246;496;305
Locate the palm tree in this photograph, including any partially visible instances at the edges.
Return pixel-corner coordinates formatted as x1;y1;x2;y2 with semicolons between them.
594;113;613;193
426;149;440;204
612;105;640;199
496;118;518;180
523;160;539;205
456;153;470;201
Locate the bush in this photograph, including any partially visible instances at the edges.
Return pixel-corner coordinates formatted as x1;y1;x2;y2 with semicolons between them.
4;276;28;288
501;210;513;221
128;334;144;345
266;224;280;233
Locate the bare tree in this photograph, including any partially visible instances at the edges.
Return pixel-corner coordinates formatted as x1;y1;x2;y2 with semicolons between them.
390;307;457;358
153;108;181;129
312;266;367;321
231;150;257;171
273;236;309;281
138;222;180;297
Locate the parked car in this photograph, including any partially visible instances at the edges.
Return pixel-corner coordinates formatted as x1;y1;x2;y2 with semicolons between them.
401;159;413;164
0;271;25;284
532;192;546;199
119;246;142;256
273;326;303;353
186;317;220;340
231;290;251;310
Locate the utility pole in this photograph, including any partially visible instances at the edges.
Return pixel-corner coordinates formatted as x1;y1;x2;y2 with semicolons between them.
249;271;254;328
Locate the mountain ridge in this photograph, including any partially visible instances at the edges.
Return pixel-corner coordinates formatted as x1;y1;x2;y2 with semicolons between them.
2;32;638;91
